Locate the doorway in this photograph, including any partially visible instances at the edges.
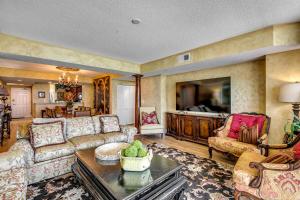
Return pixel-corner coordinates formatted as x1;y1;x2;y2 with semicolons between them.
117;85;135;125
11;87;32;118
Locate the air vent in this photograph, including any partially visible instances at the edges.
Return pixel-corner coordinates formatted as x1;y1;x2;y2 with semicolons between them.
177;53;191;63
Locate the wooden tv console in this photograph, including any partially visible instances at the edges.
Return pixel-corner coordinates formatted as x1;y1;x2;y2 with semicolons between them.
166;112;226;146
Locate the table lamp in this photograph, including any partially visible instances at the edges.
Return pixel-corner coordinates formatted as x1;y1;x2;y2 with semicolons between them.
279;82;300;120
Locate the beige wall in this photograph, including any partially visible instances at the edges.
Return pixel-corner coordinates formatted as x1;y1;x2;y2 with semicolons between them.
32;83;50;104
81;83;94;108
266;49;300;144
141;75;167;126
165;60;266;114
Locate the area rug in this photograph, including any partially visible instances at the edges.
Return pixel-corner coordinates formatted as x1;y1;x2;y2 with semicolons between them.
27;143;234;200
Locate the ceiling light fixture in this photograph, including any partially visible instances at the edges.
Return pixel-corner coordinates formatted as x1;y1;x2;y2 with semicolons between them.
56;66;79;87
131;18;141;25
17;79;22;82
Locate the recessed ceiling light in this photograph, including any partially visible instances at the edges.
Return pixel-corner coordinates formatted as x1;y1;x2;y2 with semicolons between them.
17;79;22;82
131;18;141;25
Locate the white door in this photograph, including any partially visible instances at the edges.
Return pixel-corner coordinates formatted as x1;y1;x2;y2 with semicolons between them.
11;87;31;118
117;85;135;125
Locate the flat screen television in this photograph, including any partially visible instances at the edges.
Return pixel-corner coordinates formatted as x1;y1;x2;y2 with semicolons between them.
176;77;231;113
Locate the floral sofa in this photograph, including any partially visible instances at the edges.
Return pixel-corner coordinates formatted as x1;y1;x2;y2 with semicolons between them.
0;115;136;199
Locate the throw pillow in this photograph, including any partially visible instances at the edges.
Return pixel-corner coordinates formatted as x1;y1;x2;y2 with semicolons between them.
228;114;259;139
293;141;300;160
100;116;120;133
238;124;259;145
261;152;295;164
142;111;159;125
30;121;65;149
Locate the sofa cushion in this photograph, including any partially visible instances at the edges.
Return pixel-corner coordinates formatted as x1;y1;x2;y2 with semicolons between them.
100;116;120;133
92;115;101;134
34;141;75;163
208;136;260;157
30;121;65;148
233;151;266;186
141;124;164;130
33;118;67;139
66;117;95;139
101;132;128;143
69;135;105;150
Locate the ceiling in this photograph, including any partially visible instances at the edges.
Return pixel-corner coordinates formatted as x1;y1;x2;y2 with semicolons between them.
0;1;300;64
0;76;50;86
0;58;103;77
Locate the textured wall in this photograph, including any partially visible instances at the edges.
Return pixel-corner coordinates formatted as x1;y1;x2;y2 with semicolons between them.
81;83;94;108
266;49;300;144
32;83;50;104
0;33;140;73
141;75;167;127
166;60;266;114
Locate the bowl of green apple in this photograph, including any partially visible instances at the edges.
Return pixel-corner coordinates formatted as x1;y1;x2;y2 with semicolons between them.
119;140;153;172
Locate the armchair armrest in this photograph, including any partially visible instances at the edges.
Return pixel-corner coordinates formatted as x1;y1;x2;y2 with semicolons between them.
258;143;288;156
257;134;268;145
249;161;300;188
9;139;34;167
120;125;137;143
213;125;228;137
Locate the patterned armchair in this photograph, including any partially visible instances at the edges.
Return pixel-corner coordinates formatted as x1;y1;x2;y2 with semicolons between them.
208;113;271;159
233;136;300;200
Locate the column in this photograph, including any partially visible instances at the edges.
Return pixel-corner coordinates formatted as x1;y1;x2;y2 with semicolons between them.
133;74;143;132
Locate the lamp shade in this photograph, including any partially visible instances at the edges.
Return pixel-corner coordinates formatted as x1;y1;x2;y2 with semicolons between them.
0;87;9;96
279;82;300;103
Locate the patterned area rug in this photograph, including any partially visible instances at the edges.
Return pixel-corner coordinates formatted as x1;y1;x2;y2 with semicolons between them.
27;143;234;200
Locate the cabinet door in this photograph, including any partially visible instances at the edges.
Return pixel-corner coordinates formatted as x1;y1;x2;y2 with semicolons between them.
180;116;194;140
170;114;179;135
196;117;212;139
166;113;172;133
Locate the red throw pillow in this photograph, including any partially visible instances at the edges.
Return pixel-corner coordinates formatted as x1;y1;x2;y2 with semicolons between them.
228;114;258;139
293;141;300;160
142;111;159;125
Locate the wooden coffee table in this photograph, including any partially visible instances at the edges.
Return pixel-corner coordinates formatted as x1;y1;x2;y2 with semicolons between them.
72;148;187;200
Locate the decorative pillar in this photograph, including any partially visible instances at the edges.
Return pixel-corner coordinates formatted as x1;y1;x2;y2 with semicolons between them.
133;74;143;132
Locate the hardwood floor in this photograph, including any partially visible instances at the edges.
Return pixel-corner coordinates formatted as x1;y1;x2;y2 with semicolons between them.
136;134;235;166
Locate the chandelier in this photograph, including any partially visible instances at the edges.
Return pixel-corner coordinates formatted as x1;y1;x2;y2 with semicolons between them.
56;66;79;87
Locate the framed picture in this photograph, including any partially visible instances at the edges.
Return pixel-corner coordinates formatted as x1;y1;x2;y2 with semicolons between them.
38;91;45;98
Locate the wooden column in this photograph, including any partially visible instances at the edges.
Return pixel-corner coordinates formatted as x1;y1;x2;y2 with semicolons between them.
133;74;143;132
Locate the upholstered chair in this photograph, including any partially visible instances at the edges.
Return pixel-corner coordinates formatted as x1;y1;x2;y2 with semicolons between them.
233;136;300;199
208;113;271;159
140;107;165;138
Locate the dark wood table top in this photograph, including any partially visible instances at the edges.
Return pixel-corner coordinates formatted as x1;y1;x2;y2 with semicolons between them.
75;148;183;200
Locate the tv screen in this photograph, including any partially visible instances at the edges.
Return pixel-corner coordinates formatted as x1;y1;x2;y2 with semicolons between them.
176;77;231;113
